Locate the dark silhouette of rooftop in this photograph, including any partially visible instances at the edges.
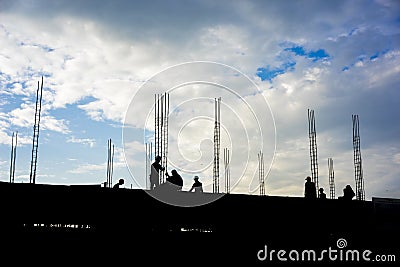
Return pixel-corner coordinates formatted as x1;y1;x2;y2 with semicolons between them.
0;181;398;264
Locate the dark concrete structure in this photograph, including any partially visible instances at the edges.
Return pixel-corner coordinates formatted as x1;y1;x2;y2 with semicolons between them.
0;181;398;264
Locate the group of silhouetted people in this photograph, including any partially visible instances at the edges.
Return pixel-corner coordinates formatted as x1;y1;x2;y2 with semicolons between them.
304;176;355;200
150;155;203;193
110;157;357;198
107;155;203;192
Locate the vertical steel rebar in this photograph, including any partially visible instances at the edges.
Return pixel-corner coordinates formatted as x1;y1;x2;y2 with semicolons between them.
352;115;365;201
213;97;221;193
30;77;43;184
9;132;15;183
258;151;265;196
224;148;230;194
308;109;319;197
328;158;335;199
106;139;110;188
154;93;169;185
13;132;17;183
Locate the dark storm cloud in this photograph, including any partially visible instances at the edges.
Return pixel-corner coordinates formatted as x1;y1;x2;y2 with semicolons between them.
3;0;399;42
1;0;242;43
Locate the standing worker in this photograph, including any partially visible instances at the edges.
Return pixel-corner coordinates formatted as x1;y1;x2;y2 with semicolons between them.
150;155;165;190
304;176;317;199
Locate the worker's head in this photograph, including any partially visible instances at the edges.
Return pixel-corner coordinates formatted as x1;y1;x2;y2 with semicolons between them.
194;176;199;180
118;178;124;185
171;169;177;175
155;155;161;161
319;188;324;192
305;176;311;182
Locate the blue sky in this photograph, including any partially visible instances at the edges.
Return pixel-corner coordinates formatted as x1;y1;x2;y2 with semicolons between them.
0;0;399;199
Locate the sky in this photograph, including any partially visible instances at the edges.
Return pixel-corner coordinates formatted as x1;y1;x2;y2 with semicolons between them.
0;0;399;200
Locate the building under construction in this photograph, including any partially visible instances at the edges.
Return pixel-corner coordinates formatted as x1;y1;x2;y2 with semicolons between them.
1;80;398;264
0;181;399;264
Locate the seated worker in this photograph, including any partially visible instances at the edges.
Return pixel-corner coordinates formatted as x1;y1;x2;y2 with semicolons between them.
113;178;124;188
166;169;183;191
189;176;203;193
343;185;355;200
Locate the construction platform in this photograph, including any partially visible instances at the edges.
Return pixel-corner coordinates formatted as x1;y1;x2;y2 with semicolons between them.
0;181;398;264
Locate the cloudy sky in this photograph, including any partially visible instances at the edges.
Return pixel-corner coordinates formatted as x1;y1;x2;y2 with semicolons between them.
0;0;399;200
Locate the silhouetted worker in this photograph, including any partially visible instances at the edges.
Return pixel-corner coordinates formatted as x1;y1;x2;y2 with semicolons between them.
343;185;355;200
189;176;203;193
150;155;165;190
304;176;317;199
166;169;183;191
113;178;124;189
319;188;326;199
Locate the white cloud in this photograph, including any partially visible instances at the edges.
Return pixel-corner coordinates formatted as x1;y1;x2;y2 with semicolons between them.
69;146;127;174
66;136;95;148
68;162;105;174
8;103;69;133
